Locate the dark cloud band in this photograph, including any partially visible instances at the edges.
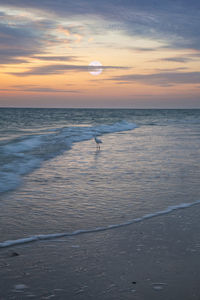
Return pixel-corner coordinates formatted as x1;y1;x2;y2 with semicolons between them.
110;71;200;86
9;64;129;76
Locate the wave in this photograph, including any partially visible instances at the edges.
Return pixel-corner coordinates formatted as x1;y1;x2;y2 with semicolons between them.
1;200;200;248
0;121;137;193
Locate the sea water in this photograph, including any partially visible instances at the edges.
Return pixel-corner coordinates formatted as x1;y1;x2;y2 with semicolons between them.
0;108;200;247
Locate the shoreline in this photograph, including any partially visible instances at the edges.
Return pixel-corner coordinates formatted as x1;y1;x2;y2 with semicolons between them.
1;204;200;299
1;199;200;249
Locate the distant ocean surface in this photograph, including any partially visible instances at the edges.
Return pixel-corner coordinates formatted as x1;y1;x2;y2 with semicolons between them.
0;108;200;247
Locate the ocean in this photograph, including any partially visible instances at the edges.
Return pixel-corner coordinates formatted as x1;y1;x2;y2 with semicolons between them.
0;108;200;248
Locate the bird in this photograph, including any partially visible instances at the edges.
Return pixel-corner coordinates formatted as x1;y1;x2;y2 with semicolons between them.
94;135;102;150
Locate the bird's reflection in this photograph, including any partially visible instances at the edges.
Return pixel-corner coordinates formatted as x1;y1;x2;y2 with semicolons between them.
94;148;102;162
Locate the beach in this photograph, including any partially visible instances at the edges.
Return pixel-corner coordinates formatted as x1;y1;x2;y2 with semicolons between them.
1;0;200;297
1;203;200;299
0;108;200;299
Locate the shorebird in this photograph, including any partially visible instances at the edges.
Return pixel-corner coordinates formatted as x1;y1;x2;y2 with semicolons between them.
94;136;102;150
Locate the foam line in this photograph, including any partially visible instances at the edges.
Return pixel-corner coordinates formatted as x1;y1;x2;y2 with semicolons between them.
0;121;138;193
1;200;200;248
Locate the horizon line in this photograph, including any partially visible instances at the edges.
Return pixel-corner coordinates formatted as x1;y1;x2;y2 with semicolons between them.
0;106;200;110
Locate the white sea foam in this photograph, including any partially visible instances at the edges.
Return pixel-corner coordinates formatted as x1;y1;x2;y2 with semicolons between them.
1;200;200;248
4;136;43;153
0;121;137;194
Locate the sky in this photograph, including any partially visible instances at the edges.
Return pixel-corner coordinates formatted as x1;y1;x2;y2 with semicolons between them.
0;0;200;108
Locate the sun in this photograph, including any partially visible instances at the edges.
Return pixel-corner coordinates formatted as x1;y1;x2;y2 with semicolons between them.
89;61;102;76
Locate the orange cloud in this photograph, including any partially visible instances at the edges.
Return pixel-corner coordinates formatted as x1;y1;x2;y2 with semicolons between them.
74;33;83;44
57;26;70;37
88;37;94;43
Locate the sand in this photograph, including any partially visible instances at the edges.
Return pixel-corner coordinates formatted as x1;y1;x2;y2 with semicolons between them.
1;205;200;300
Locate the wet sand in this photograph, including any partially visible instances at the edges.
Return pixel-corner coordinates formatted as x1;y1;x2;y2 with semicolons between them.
1;205;200;300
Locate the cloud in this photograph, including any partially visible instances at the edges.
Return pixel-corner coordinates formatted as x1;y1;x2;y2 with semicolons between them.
112;2;200;50
3;0;200;49
159;56;192;63
1;0;200;69
0;18;46;64
0;10;81;65
9;64;129;76
0;55;28;64
129;47;160;52
109;71;200;86
73;33;83;44
155;67;188;72
20;87;80;93
0;7;94;66
0;84;81;93
152;52;200;64
32;56;77;62
57;26;70;37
